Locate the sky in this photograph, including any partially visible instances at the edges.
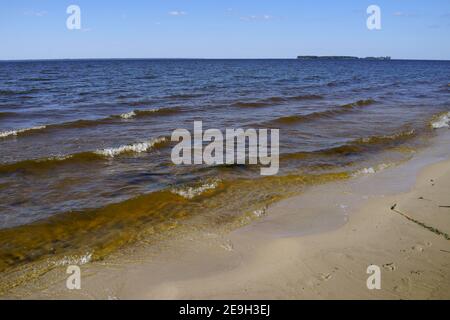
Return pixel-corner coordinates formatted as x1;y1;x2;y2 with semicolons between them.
0;0;449;60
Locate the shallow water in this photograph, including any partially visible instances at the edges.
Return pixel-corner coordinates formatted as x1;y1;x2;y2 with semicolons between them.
0;59;449;275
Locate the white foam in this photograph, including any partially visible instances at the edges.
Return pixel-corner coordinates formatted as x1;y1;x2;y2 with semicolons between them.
119;108;160;119
353;163;391;177
0;125;46;138
44;155;73;162
96;137;166;157
51;252;93;267
431;112;450;129
253;208;267;218
119;111;136;119
171;179;220;199
359;167;376;175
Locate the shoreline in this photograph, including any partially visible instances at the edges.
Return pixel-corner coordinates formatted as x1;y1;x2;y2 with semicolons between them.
4;130;450;299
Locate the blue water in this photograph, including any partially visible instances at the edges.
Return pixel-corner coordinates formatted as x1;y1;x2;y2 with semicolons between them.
0;59;449;229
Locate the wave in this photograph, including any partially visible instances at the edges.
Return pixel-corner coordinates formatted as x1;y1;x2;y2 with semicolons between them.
0;107;181;139
0;136;169;174
280;128;416;161
265;99;376;126
171;179;221;199
95;137;168;157
49;252;93;267
262;97;287;103
232;94;324;108
354;129;416;144
119;111;137;119
0;152;103;174
118;107;181;119
0;126;46;138
322;129;416;154
430;111;450;129
5;123;404;174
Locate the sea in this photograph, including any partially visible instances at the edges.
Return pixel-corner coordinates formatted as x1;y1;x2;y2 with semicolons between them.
0;59;449;284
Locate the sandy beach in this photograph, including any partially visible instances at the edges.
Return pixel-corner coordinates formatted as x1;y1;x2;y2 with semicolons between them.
3;131;449;300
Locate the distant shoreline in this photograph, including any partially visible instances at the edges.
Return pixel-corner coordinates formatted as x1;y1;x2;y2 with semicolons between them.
297;55;391;60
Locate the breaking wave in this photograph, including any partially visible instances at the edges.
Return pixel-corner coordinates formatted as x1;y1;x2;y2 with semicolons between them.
0;107;180;139
0;137;169;174
0;126;46;138
118;107;181;119
430;111;450;129
95;137;168;157
49;252;93;267
171;179;222;199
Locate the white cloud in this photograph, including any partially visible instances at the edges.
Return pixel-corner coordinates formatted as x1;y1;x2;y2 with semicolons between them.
240;14;273;21
169;11;187;16
24;10;47;17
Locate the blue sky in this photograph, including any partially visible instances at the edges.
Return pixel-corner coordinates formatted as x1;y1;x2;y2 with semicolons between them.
0;0;449;60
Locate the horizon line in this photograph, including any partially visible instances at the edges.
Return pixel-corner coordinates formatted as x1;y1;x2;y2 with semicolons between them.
1;57;450;62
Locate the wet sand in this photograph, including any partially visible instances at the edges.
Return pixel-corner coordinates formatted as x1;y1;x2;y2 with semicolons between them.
4;132;450;300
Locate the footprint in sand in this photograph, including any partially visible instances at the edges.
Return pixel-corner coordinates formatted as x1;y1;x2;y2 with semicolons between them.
220;241;234;252
320;273;333;281
382;263;396;271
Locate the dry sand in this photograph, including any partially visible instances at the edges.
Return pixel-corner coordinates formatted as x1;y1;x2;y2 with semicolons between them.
4;133;450;300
